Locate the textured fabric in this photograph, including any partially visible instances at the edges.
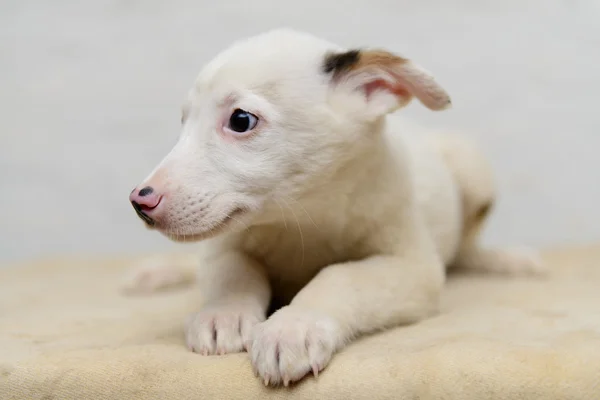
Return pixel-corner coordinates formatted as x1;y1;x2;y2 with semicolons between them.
1;247;600;399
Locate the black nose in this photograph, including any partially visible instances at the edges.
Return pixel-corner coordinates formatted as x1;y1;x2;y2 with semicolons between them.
131;201;155;226
138;186;153;197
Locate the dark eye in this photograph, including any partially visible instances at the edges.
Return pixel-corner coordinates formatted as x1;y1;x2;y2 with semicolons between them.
227;109;258;133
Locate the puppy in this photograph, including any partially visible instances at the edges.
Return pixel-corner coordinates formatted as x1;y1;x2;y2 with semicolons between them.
127;28;543;386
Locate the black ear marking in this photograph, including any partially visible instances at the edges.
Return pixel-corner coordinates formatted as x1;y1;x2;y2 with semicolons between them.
322;49;361;76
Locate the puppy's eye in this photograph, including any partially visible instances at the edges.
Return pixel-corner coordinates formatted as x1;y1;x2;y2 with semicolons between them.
228;109;258;133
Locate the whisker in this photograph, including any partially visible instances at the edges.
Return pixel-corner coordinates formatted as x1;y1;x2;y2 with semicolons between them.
228;214;250;232
273;198;288;230
281;194;320;232
280;197;305;269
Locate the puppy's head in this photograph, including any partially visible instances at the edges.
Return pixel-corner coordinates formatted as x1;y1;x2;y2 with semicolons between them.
129;28;451;242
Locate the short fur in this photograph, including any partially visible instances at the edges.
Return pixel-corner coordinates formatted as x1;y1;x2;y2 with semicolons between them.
126;29;544;386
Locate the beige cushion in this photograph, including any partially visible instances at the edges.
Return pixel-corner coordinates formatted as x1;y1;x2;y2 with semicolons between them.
1;247;600;399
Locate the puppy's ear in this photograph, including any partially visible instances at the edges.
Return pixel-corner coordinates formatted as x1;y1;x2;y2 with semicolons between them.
323;49;451;116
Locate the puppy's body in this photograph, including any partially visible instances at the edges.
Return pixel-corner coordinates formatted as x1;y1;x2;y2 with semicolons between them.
126;29;542;386
226;119;464;306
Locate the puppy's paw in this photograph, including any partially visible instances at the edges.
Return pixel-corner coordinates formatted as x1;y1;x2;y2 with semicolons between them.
456;247;548;278
248;307;341;386
185;306;264;355
120;257;196;295
499;247;547;277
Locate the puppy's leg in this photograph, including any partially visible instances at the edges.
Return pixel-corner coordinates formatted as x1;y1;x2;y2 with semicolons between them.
248;252;444;386
452;198;547;277
120;253;198;294
452;245;546;276
186;250;271;355
433;133;546;277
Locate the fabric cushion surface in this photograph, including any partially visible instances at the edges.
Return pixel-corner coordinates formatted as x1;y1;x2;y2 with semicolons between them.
1;246;600;399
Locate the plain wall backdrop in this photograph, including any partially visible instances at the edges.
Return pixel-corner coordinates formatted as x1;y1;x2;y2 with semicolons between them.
1;0;599;264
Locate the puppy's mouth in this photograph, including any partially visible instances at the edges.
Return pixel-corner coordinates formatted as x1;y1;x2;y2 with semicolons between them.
162;207;247;243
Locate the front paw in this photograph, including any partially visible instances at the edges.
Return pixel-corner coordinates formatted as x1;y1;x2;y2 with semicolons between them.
185;306;264;355
248;307;341;386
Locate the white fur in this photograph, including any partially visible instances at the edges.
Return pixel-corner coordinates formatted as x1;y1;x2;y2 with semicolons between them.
127;28;545;386
120;253;197;294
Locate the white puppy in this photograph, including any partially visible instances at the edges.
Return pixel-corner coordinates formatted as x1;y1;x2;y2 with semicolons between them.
127;28;543;386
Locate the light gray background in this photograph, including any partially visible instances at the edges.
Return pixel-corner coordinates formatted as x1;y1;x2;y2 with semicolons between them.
2;0;599;264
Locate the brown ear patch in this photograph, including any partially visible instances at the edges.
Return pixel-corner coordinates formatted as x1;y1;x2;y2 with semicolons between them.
356;49;409;70
323;48;451;111
322;50;361;76
322;49;409;77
